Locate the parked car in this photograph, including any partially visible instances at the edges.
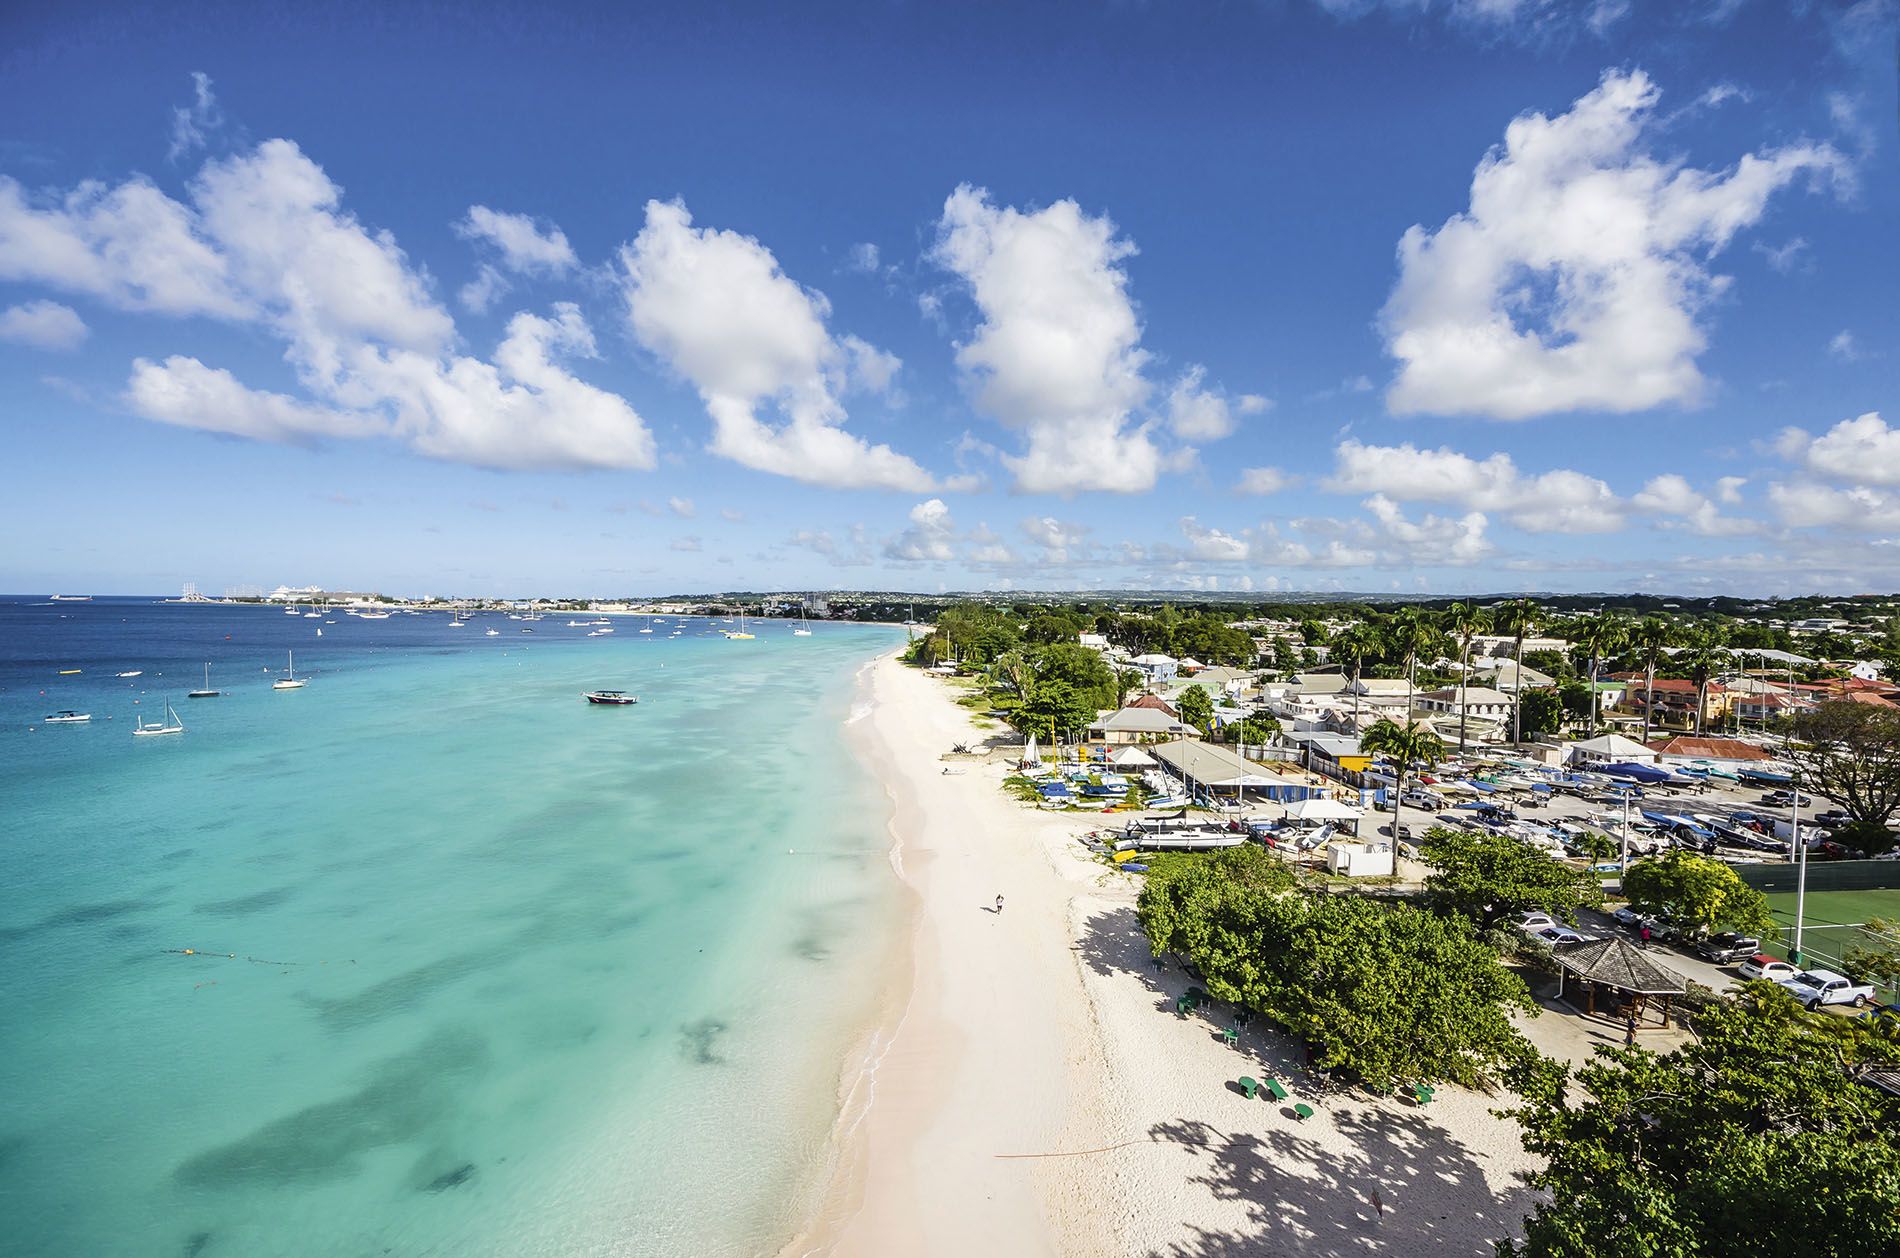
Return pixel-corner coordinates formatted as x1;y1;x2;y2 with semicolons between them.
1775;969;1877;1010
1813;809;1852;828
1761;790;1813;807
1613;906;1659;930
1400;788;1444;810
1537;925;1594;946
1693;933;1762;964
1739;953;1799;982
1515;912;1559;934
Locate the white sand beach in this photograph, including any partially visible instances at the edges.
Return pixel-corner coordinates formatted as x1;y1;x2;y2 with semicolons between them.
787;651;1543;1257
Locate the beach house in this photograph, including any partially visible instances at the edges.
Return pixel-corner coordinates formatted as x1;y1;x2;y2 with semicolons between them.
1416;685;1512;723
1621;677;1727;730
1130;652;1179;683
1089;706;1192;745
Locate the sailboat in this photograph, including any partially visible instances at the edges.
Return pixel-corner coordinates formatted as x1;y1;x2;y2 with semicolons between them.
792;605;812;636
273;650;307;690
134;700;185;736
722;609;755;640
188;663;221;698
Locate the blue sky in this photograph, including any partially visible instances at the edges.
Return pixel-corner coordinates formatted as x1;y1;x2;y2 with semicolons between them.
0;0;1894;597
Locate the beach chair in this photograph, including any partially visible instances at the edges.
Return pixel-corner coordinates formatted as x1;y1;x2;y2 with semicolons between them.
1175;994;1194;1016
1221;1026;1239;1047
1238;1077;1260;1100
1408;1084;1436;1106
1264;1079;1289;1102
1292;1102;1315;1121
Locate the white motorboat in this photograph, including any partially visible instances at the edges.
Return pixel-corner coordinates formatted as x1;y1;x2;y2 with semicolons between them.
450;619;467;627
485;628;500;637
117;670;142;678
43;710;91;724
273;651;307;690
134;701;184;736
583;690;638;705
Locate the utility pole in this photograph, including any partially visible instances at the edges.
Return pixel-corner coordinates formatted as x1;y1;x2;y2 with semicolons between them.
1790;788;1808;965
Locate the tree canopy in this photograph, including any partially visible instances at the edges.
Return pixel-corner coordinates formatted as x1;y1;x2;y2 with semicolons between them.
1621;850;1775;938
1175;684;1215;735
1786;701;1900;830
1420;827;1603;929
1500;985;1900;1258
1137;848;1535;1089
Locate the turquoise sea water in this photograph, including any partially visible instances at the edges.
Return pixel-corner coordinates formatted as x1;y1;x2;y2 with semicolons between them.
0;600;904;1257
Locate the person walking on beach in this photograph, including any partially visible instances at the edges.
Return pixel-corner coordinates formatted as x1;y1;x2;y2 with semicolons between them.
995;894;1004;915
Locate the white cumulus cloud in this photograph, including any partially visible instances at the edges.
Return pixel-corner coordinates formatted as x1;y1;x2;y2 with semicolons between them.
1381;68;1846;420
885;498;958;562
1235;466;1294;496
931;185;1240;494
620;199;941;491
1326;438;1624;533
126;355;377;444
0;299;88;350
1779;412;1900;487
455;206;578;273
6;137;657;470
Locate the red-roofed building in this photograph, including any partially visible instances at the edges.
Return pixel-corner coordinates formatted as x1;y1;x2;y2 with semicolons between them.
1128;693;1180;718
1732;691;1818;723
1622;677;1730;730
1647;736;1773;762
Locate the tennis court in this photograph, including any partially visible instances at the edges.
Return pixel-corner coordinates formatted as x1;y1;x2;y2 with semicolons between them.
1762;887;1899;995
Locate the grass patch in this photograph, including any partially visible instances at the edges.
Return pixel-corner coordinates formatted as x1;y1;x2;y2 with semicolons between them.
1760;886;1900;987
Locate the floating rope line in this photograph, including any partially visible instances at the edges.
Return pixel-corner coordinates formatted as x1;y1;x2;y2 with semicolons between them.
995;1131;1252;1160
164;948;356;967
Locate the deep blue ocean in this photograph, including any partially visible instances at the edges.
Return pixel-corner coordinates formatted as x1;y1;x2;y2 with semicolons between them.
0;598;904;1257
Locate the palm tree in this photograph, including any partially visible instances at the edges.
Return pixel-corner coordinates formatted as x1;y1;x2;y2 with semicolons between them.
990;649;1033;703
1330;622;1382;730
1494;597;1538;745
1630;617;1675;745
1574;612;1628;739
1444;601;1492;753
1677;629;1729;736
1387;607;1434;724
1362;717;1447;850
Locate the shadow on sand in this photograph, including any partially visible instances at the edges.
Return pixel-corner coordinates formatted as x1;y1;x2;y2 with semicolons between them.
1072;903;1526;1256
1141;1108;1516;1257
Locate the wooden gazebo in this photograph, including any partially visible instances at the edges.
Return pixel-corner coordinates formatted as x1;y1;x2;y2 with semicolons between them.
1553;937;1688;1031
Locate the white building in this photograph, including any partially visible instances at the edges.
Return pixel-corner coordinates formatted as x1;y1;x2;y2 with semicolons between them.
1417;685;1513;721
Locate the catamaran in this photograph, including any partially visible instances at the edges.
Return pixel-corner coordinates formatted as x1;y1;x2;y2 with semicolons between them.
134;701;185;736
273;651;307;690
188;663;221;698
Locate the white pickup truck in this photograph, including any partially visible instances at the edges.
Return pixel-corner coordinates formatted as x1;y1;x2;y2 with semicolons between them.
1775;969;1877;1010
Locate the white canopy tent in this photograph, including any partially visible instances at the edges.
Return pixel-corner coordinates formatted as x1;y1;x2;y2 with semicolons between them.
1283;797;1364;822
1108;745;1157;768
